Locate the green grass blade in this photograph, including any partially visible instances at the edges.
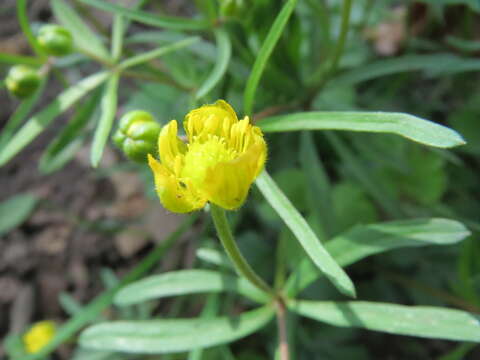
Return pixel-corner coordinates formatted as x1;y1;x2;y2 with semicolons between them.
0;52;42;66
195;28;231;99
79;0;209;31
91;74;120;167
79;306;275;354
111;15;125;61
288;300;480;342
0;71;109;167
0;193;39;237
285;218;470;296
16;0;45;56
0;77;47;150
23;214;198;360
118;36;199;70
52;0;111;62
114;269;270;305
256;171;356;298
39;93;100;174
243;0;298;115
259;111;466;148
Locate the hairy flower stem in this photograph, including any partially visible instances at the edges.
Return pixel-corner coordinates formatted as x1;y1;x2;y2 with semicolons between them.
210;204;274;296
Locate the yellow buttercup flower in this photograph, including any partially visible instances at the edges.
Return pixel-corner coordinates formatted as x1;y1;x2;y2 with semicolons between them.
23;320;56;354
148;100;267;213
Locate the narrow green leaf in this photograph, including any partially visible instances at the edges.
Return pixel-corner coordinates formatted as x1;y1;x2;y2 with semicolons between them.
23;215;198;360
446;36;480;53
195;29;231;99
260;111;465;148
17;0;45;56
52;0;111;62
114;270;269;306
0;77;47;150
91;74;120;167
80;306;275;354
256;171;356;298
118;36;199;70
0;193;39;237
111;15;125;61
0;52;42;66
79;0;209;31
243;0;298;115
300;132;335;238
285;218;470;296
289;300;480;342
0;71;109;167
196;247;234;269
39;93;99;174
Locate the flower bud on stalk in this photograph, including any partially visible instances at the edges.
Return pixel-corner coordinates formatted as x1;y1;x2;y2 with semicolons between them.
5;65;41;98
113;111;162;163
219;0;245;17
37;24;73;57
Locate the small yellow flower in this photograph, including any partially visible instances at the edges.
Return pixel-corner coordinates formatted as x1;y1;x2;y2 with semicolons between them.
23;320;56;354
148;100;267;213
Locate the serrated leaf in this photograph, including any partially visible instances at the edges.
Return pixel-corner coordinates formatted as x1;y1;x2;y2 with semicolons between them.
285;218;471;296
52;0;111;62
0;71;109;167
256;171;356;298
0;193;38;237
259;112;465;148
79;306;274;354
114;270;269;305
289;300;480;342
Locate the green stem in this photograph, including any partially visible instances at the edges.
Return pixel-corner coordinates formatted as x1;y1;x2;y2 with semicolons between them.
210;204;274;296
17;0;45;57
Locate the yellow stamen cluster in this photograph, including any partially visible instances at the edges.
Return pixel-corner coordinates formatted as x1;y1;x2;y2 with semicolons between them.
23;321;56;354
148;100;267;212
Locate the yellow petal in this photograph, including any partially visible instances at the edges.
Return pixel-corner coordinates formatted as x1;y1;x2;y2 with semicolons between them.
204;143;266;210
184;99;238;142
148;154;206;213
158;120;186;173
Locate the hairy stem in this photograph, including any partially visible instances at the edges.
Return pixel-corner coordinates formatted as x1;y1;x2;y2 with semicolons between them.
210;204;274;296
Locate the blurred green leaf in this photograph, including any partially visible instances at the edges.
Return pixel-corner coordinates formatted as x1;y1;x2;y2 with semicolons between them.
0;71;109;167
286;218;470;296
196;28;231;99
80;306;274;354
438;343;477;360
259;111;466;148
0;52;42;66
79;0;209;30
52;0;111;62
23;215;198;360
244;0;298;115
111;15;125;62
0;193;38;237
114;269;270;306
196;247;233;270
289;300;480;342
446;36;480;53
39;92;99;174
256;171;356;298
91;74;119;167
118;36;199;70
0;77;47;150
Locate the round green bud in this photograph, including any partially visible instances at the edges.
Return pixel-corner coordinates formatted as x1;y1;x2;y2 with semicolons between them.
113;111;162;163
37;24;73;57
5;65;41;98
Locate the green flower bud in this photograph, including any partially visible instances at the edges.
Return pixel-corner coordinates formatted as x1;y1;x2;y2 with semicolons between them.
5;65;41;98
113;111;162;163
37;24;73;57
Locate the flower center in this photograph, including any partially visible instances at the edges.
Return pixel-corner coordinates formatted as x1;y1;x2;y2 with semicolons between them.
181;136;237;189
